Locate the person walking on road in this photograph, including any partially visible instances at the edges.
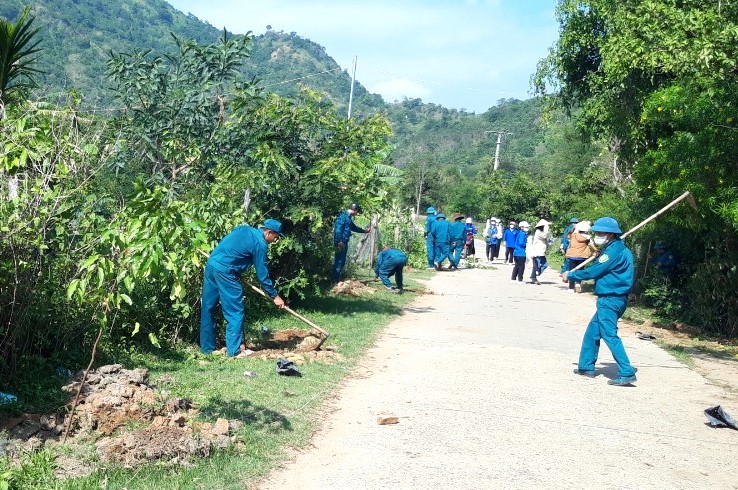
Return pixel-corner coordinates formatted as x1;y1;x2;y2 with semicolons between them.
449;213;466;270
485;218;502;262
503;220;518;264
431;213;452;270
565;220;595;292
528;219;550;284
424;207;437;270
200;219;286;358
374;247;408;293
564;216;638;386
332;203;370;284
511;220;530;282
463;217;478;258
493;219;503;260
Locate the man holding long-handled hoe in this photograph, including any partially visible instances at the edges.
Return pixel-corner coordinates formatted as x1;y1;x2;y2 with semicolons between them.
564;217;638;386
200;219;286;358
563;192;698;386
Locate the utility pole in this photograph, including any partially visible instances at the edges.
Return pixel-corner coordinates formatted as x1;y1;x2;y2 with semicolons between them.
484;130;512;172
347;56;357;120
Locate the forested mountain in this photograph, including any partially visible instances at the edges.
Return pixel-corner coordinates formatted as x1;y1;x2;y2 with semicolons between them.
0;0;222;105
1;0;626;223
0;0;384;112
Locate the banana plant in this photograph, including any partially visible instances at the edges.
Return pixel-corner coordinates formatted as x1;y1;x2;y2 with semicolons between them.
0;7;42;109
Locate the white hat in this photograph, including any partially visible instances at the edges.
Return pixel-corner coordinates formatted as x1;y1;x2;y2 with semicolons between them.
466;217;472;224
519;221;530;228
535;219;550;228
575;221;591;233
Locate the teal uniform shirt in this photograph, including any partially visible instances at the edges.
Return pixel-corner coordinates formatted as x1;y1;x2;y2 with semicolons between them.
208;225;278;297
334;210;366;245
431;219;450;244
568;239;633;296
449;221;466;244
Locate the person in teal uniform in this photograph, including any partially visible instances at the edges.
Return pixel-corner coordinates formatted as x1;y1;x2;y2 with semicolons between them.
200;219;286;358
564;217;637;386
431;213;451;270
449;213;466;269
374;247;408;293
424;206;437;270
332;203;370;283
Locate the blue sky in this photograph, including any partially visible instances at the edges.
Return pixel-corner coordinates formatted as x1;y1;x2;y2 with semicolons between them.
166;0;559;113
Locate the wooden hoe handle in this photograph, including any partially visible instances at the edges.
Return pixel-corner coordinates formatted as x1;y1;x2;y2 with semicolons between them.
247;283;330;338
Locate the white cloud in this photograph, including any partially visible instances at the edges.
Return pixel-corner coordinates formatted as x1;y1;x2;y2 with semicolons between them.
369;78;433;104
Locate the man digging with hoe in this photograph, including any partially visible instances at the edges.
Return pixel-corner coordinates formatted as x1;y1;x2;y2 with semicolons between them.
200;219;286;358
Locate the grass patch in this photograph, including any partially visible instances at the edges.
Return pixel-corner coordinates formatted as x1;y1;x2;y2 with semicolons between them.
621;304;671;326
658;343;696;368
4;268;425;489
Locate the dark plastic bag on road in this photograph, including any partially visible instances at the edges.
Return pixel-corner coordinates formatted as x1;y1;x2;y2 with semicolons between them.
704;405;738;429
276;358;302;377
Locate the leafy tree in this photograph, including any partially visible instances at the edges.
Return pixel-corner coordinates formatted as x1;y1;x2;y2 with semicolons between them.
535;0;738;335
63;40;395;355
105;30;254;184
0;100;98;375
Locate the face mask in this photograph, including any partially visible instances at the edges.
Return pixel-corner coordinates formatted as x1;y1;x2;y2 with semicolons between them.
594;235;608;246
509;225;515;229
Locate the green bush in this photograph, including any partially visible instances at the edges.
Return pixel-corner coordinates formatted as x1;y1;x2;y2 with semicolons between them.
684;255;738;337
639;273;684;318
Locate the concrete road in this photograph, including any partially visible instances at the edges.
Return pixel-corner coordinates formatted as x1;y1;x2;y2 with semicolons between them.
258;260;738;490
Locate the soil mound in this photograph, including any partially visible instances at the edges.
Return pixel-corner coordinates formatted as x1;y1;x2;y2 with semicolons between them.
251;328;326;352
331;280;376;297
245;328;343;362
1;364;238;472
